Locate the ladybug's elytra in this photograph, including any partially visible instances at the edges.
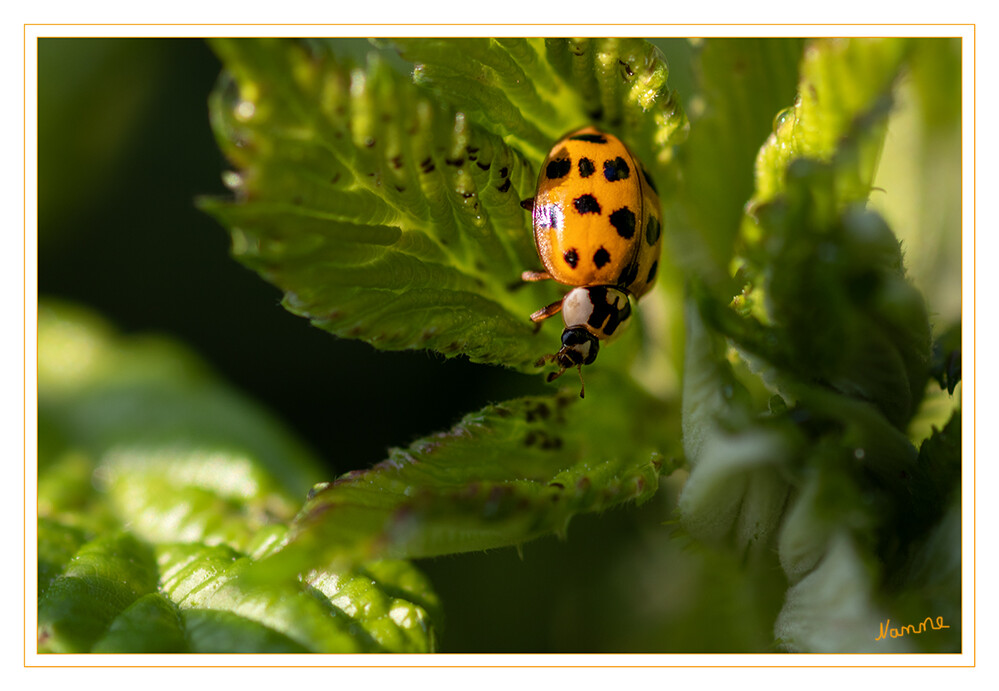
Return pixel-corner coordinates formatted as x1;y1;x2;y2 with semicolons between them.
521;126;663;396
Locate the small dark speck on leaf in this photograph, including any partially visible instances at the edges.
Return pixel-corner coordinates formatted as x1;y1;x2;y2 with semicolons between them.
548;482;565;490
525;403;551;423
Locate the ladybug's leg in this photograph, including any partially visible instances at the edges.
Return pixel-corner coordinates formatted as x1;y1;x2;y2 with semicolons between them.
529;299;563;323
543;362;584;398
521;270;552;282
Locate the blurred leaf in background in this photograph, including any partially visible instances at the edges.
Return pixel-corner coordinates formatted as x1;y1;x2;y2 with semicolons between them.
38;302;440;653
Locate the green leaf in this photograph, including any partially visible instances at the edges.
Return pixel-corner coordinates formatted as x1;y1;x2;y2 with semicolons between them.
775;531;908;652
38;532;160;653
740;166;932;429
201;38;546;370
269;372;681;573
751;37;909;207
870;39;962;327
674;37;957;652
37;302;440;653
200;38;687;373
391;38;688;168
38;301;324;503
670;38;804;288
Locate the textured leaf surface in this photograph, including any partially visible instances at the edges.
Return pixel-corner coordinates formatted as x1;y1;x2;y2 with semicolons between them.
201;38;687;372
751;37;909;206
675;38;958;652
392;37;688;169
37;302;440;653
269;372;681;573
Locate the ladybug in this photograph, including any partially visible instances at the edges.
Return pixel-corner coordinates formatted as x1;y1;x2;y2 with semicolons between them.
521;126;662;397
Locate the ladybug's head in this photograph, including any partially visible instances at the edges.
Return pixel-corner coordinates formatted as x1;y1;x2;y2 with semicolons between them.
553;327;600;371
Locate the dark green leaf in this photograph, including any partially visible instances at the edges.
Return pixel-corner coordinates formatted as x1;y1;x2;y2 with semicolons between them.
270;373;680;572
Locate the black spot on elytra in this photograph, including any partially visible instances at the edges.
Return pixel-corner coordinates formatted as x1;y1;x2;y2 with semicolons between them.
647;261;658;284
617;259;640;287
497;178;511;193
570;133;608;143
563;248;579;268
609;207;636;239
645;215;661;245
603;157;630;182
545;158;570;180
578;157;595;178
574;194;601;215
593;247;611;269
